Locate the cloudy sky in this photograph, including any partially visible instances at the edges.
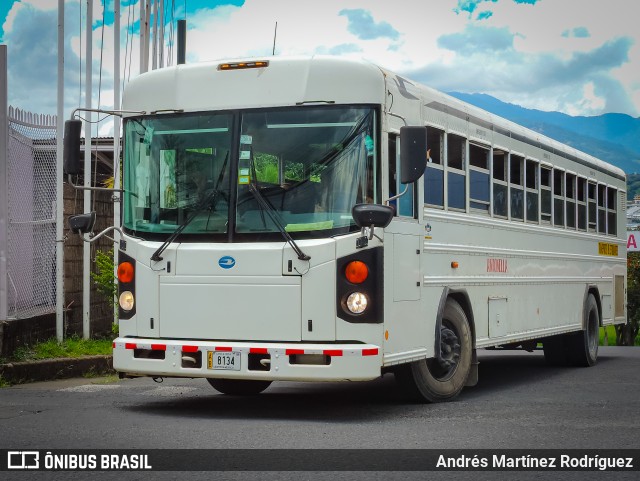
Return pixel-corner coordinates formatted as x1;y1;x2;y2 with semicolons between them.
1;0;638;135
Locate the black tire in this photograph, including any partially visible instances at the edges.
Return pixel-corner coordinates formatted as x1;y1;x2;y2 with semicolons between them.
206;378;272;395
395;298;472;402
543;293;600;367
567;294;600;367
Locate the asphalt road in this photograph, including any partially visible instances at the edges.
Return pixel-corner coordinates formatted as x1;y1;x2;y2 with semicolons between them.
1;346;639;480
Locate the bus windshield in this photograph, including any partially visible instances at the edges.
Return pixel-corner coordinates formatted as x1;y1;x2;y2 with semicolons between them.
122;106;377;240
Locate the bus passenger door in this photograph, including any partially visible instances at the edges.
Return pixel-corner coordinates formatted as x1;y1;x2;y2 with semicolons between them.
383;132;429;359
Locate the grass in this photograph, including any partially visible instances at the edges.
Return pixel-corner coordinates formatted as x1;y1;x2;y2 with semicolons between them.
599;326;640;346
599;326;617;346
7;336;113;363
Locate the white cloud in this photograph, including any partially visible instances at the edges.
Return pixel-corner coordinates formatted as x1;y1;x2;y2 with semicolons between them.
1;0;639;121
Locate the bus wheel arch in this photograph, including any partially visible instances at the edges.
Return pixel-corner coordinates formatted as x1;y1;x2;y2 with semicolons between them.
395;291;475;402
543;287;600;367
586;285;602;329
443;289;478;387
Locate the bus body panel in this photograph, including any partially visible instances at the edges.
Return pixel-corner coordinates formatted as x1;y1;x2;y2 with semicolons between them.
109;55;627;387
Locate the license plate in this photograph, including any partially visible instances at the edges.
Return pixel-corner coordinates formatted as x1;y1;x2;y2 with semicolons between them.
207;351;241;371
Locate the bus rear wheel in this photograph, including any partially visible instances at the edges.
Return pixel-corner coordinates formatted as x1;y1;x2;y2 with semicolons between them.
568;294;600;367
206;378;272;395
543;293;600;367
395;298;472;402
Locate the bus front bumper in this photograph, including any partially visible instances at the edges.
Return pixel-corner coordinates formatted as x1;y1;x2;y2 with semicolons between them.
112;338;382;382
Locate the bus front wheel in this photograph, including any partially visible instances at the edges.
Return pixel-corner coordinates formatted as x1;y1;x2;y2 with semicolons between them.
206;378;272;395
395;298;472;402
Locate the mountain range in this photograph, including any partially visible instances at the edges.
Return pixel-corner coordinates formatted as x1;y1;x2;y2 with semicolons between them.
447;92;640;175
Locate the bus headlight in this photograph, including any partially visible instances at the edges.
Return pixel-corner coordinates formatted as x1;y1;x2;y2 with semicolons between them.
119;291;135;312
346;292;368;314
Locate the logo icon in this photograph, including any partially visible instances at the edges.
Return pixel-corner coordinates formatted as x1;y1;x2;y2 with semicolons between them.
8;451;39;469
218;256;236;269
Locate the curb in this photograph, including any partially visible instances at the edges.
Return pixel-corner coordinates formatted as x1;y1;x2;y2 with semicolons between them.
0;355;114;385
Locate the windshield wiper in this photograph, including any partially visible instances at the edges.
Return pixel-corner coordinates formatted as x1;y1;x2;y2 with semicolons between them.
150;188;220;262
248;183;310;261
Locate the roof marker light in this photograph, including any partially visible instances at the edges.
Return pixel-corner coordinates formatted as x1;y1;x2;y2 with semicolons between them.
218;61;269;71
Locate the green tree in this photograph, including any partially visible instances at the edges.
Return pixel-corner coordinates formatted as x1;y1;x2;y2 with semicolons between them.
619;252;640;345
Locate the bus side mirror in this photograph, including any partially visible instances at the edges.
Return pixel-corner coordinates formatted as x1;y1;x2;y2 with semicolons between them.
63;119;83;175
68;211;96;234
352;204;395;229
400;126;427;184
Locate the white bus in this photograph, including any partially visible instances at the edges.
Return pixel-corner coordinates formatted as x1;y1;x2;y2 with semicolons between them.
66;56;627;402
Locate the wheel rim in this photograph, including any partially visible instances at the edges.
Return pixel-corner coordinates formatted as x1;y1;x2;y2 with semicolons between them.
427;321;461;381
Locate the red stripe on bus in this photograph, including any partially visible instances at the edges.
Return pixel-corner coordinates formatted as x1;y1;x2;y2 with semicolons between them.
182;345;199;353
250;348;269;354
216;346;233;352
151;344;167;351
362;348;379;356
125;343;137;350
285;349;305;355
324;349;343;357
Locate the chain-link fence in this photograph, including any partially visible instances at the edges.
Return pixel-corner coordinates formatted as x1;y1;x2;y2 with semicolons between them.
6;107;57;319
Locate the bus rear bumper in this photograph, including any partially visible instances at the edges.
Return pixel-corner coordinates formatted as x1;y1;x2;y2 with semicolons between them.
112;337;382;382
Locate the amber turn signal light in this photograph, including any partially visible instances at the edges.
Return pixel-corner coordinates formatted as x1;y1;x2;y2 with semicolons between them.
117;261;135;283
345;260;369;284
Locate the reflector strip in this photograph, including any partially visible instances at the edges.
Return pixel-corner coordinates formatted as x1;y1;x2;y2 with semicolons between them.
285;349;305;355
118;341;378;357
112;342;116;349
323;349;343;357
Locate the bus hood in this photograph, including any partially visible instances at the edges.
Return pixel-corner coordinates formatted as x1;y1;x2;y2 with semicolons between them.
158;243;301;341
129;239;336;343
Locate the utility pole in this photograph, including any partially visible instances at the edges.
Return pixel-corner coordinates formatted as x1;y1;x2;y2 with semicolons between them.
0;46;8;327
151;0;158;70
56;0;65;342
113;0;121;314
159;0;165;68
83;0;93;339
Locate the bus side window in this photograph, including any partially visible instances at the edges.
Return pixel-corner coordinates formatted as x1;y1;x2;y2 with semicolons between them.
566;173;576;229
597;184;607;234
588;181;597;232
469;142;490;213
553;169;565;227
510;154;524;221
540;166;552;223
577;177;587;230
525;159;538;223
425;128;444;208
447;133;466;211
493;150;508;218
607;187;617;236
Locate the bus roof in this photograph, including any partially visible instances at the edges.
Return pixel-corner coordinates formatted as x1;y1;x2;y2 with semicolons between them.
123;55;625;182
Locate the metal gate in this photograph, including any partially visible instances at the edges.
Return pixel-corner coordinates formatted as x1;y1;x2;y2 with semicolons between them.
5;107;57;319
